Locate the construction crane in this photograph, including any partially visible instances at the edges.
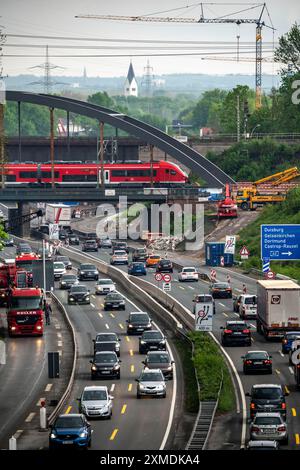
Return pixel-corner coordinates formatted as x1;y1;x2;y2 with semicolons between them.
76;2;275;109
253;167;300;186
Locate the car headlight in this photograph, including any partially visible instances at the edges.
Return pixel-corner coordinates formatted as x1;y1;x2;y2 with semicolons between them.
160;340;166;344
84;294;90;299
69;297;74;301
139;384;145;390
79;432;87;438
140;340;146;344
80;271;85;274
50;432;57;439
115;344;120;350
114;364;120;370
128;324;133;328
92;365;97;371
61;281;66;285
167;366;172;371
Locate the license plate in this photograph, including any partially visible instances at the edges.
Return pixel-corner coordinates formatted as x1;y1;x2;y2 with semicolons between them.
137;328;143;331
89;411;100;415
234;332;242;335
150;346;156;349
113;304;118;307
63;441;73;444
254;361;263;365
101;370;111;374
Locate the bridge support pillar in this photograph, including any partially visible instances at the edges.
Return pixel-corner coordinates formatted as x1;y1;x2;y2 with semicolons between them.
13;203;31;238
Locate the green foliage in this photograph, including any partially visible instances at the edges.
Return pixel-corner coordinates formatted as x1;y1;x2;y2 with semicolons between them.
275;23;300;75
237;187;300;280
0;223;8;251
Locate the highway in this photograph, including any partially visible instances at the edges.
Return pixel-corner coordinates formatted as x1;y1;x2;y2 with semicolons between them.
65;244;300;450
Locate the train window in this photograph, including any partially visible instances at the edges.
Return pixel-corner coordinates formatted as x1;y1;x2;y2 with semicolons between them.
165;169;169;174
62;175;86;182
126;170;157;177
6;175;17;182
87;175;97;182
20;171;38;179
170;170;177;175
112;170;126;177
41;171;59;178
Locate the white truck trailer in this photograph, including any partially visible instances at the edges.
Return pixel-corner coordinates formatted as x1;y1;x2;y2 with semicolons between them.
45;204;71;227
256;280;300;339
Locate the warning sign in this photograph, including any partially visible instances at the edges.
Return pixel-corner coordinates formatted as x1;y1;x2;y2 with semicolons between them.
240;245;250;260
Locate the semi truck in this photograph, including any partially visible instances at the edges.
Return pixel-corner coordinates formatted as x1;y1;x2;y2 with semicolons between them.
45;204;72;227
256;280;300;340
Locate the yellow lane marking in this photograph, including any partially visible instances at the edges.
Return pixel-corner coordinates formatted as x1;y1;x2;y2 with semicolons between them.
98;313;103;318
130;365;135;373
126;336;130;342
292;408;297;417
285;385;290;395
110;429;118;441
275;369;281;375
110;313;115;318
222;312;228;317
65;406;72;414
129;349;133;356
101;304;104;308
296;434;300;445
119;323;124;330
128;384;133;392
121;404;127;414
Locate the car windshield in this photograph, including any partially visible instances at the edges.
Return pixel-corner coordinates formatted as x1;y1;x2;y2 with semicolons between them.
141;372;163;381
149;256;160;260
143;331;163;340
62;275;76;281
57;257;69;262
137;250;146;254
147;353;170;363
247;352;268;360
95;342;115;351
252;388;282;399
107;294;122;300
98;279;113;285
96;334;117;342
183;268;196;272
244;296;257;305
133;263;144;267
70;286;87;293
195;295;213;303
81;265;96;270
227;323;247;331
214;283;230;289
286;333;300;340
82;390;107;401
95;353;116;364
10;296;42;310
55;416;84;428
85;241;96;244
130;313;149;323
254;417;282;425
54;262;65;270
161;260;171;265
114;251;126;256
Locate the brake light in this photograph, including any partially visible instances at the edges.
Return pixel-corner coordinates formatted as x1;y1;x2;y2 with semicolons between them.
243;329;250;334
224;329;233;334
281;403;286;410
245;360;252;364
250;403;255;409
264;360;272;364
251;426;259;433
278;426;286;432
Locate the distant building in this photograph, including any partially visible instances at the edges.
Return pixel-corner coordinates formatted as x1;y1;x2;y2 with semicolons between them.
124;62;138;97
200;127;215;137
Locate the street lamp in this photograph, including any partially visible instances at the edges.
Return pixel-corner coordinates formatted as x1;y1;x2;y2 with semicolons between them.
250;124;261;138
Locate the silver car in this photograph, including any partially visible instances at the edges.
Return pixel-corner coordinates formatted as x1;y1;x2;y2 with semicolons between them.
136;368;166;399
249;412;288;444
78;386;113;419
95;279;116;295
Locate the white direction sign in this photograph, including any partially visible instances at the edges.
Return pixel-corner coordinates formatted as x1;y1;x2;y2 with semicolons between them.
194;301;213;332
49;223;59;240
163;282;171;292
224;235;236;254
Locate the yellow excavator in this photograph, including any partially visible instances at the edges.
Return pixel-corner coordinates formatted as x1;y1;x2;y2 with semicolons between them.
236;167;300;211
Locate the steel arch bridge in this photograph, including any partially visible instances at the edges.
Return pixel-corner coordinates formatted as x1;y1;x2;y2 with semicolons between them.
5;91;235;187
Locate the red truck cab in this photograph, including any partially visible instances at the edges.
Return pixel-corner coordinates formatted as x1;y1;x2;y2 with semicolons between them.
15;253;40;287
7;287;44;336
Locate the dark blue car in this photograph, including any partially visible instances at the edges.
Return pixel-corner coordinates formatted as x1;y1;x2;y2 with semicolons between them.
49;414;92;449
128;262;147;276
282;331;300;354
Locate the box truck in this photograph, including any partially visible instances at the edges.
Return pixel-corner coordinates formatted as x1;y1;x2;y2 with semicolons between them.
45;204;71;227
256;280;300;340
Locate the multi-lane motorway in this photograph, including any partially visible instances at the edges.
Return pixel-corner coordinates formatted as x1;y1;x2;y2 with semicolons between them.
65;244;300;450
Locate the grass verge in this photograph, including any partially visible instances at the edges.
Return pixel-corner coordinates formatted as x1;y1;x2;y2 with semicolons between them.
173;337;199;413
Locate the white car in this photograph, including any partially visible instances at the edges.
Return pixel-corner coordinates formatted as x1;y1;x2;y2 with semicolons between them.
78;386;113;419
53;261;66;280
95;278;116;295
178;267;199;282
110;250;128;265
239;294;257;319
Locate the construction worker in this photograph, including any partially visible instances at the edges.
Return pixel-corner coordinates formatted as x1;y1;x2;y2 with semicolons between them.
45;302;52;326
242;284;247;294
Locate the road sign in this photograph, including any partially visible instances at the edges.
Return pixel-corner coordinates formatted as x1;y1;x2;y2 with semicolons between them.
261;224;300;261
49;223;59;240
224;235;236;254
163;282;171;292
240;246;250;260
210;269;216;279
265;270;276;280
220;256;225;267
163;273;172;283
194;302;213;332
155;273;163;282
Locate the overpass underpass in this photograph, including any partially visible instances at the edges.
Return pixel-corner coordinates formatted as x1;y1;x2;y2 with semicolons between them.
5;91;235;188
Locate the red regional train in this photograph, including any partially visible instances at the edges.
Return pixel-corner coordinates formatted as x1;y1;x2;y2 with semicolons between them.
2;161;188;186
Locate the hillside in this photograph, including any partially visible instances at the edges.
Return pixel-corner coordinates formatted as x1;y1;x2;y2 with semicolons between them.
236;187;300;280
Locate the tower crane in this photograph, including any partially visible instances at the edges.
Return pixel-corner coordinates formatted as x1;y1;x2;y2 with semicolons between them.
76;2;275;109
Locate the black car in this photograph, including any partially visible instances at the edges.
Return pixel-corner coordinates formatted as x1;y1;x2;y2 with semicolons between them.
220;321;251;346
112;241;129;253
68;285;90;304
69;234;80;245
78;264;99;281
104;292;125;310
156;259;173;273
59;229;68;240
246;384;288;420
49;414;92;449
143;351;174;379
132;248;148;262
93;332;121;357
59;274;79;290
139;330;167;354
16;243;32;255
126;311;152;335
90;351;121;380
2;237;14;247
82;240;98;252
210;282;232;299
56;255;72;270
242;350;272;374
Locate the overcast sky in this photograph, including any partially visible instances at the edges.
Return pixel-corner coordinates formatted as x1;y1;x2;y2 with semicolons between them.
1;0;299;79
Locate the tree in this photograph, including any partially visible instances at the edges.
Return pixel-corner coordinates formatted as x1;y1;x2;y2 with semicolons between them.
219;85;254;134
191;89;227;129
275;23;300;75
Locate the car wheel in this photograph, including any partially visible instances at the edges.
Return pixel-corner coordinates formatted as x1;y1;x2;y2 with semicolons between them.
268;369;273;374
282;437;289;445
162;392;166;398
91;375;95;380
88;439;92;448
117;373;121;380
122;306;126;310
136;393;141;399
243;368;247;375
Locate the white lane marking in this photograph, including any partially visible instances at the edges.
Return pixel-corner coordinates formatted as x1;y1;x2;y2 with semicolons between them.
250;324;256;328
92;295;96;299
116;291;177;452
98;313;103;318
110;384;115;392
219;302;226;308
289;367;294;375
234;313;240;317
25;412;35;423
91;303;95;308
251;338;254;342
54;324;61;329
222;312;228;317
279;351;284;357
57;332;62;338
178;286;185;290
188;286;195;290
57;341;62;347
14;430;23;439
58;350;62;357
36;398;45;406
45;384;53;392
105;323;110;329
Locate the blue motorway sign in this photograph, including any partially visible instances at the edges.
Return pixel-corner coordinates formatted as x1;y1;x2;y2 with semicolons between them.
261;224;300;261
